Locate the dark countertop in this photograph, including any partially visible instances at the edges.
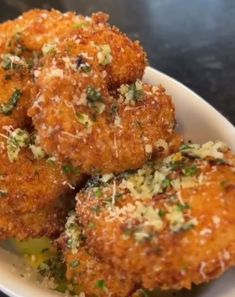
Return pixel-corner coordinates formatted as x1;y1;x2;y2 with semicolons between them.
0;0;234;296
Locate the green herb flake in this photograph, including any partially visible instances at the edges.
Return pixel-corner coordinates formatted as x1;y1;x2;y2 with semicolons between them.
159;209;166;218
180;143;193;151
76;112;93;129
70;260;80;269
0;89;22;115
129;82;144;101
94;188;102;198
162;178;171;189
95;279;107;291
62;164;80;176
86;87;103;103
182;165;199;176
119;80;144;103
176;203;191;212
7;128;30;162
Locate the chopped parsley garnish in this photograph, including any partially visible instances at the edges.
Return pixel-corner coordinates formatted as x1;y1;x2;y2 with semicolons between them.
86;86;103;103
62;164;80;176
76;112;93;129
129;82;144;101
95;279;107;291
7;128;30;162
70;260;80;268
179;222;196;232
162;178;171;189
179;143;193;151
182;165;199;176
94;188;102;198
159;209;166;218
0;89;22;115
176;203;191;212
119;80;144;103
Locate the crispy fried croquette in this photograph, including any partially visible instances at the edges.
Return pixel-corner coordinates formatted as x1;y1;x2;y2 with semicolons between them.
0;9;146;132
76;141;235;291
0;9;109;56
29;79;175;175
49;25;147;89
57;213;135;297
0;9;110;131
0;127;79;215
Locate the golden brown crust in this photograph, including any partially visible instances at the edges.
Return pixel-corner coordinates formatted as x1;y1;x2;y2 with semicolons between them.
0;9;109;55
0;204;69;240
0;129;78;215
0;9;111;131
64;247;135;297
29;75;175;175
76;144;235;290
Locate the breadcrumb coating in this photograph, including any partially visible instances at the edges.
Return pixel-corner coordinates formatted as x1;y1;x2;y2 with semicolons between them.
29;75;175;175
76;142;235;291
0;204;70;240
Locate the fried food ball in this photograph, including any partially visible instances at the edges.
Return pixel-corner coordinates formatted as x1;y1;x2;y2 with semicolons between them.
76;141;235;291
0;127;79;215
0;9;110;129
50;25;147;89
57;213;135;297
0;9;109;56
0;203;70;240
29;73;175;175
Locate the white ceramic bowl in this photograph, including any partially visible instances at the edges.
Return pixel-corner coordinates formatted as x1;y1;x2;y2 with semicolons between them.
0;66;234;297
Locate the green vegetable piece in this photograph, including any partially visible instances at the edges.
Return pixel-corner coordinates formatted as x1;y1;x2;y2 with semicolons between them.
87;86;103;103
129;82;144;101
0;89;22;115
182;165;199;176
95;279;107;291
158;209;166;218
94;188;102;198
162;178;171;189
70;260;80;268
176;203;191;212
62;164;80;176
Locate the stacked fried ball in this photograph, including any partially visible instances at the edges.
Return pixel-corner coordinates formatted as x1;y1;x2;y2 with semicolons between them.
0;9;234;297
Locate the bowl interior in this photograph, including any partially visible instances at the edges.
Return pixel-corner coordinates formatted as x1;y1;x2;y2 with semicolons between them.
0;66;234;297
